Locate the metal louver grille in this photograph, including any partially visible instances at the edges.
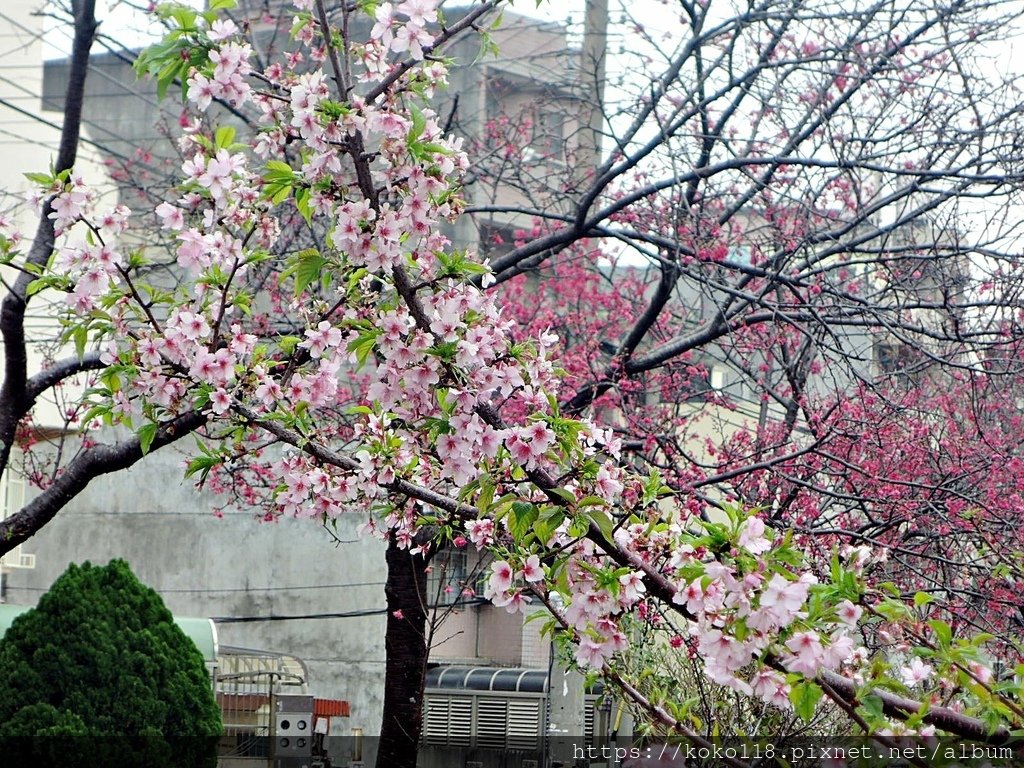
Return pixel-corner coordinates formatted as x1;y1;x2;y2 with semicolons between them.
585;699;595;746
422;695;450;746
507;699;541;751
423;695;473;747
424;686;548;752
448;697;472;747
475;698;507;749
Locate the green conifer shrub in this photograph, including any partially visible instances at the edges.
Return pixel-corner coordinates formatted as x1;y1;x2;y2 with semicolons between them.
0;559;222;767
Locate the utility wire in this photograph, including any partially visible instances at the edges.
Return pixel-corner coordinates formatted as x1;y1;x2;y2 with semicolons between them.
212;607;389;623
211;599;488;623
11;579;387;593
0;93;132;164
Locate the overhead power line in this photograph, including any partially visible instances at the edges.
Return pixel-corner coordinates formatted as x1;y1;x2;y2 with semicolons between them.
211;599;488;623
11;579;387;593
212;607;390;623
0;94;131;164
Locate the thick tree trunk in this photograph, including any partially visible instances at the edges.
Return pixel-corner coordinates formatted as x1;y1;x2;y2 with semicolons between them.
375;534;429;768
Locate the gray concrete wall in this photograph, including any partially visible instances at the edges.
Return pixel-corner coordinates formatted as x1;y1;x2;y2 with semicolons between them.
2;444;390;737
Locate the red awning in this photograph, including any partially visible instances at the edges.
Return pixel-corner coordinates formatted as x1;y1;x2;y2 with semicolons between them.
314;698;349;717
216;692;349;717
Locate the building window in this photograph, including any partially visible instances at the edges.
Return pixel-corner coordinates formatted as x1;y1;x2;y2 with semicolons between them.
530;108;565;156
875;341;924;383
427;549;485;607
0;456;34;570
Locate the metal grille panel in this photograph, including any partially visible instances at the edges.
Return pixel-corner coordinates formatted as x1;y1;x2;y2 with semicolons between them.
475;698;507;749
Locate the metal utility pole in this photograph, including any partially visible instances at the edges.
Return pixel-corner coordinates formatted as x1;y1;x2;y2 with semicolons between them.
546;592;587;768
548;664;587;767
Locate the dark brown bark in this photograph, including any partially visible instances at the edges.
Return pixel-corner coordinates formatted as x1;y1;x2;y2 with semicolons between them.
375;534;429;768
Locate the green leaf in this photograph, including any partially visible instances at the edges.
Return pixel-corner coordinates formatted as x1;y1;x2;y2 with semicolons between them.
508;501;539;542
136;422;159;455
874;599;910;622
927;619;952;649
642;468;670;505
476;475;495;513
23;171;54;186
347;330;379;367
208;0;237;10
859;693;885;723
270;182;293;205
532;517;558;545
265;159;295;176
72;325;88;361
418;141;454;156
913;591;935;607
428;341;458;361
214;125;236;149
548;487;576;504
789;681;823;722
408;105;426;143
26;278;51;296
295;186;313;226
79;403;111;427
168;6;198;30
587;508;615;542
184;454;221;482
278;335;302;354
292;248;326;296
981;706;1007;735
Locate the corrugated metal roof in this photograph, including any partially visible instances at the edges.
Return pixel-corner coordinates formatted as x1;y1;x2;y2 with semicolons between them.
426;665;549;692
425;665;604;694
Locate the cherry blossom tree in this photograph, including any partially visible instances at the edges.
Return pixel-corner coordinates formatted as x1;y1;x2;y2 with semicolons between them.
4;1;1024;766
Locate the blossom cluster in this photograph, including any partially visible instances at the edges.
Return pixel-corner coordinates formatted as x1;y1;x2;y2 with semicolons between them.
41;173;130;313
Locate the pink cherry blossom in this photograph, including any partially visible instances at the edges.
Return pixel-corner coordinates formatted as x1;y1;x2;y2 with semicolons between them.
487;560;513;595
737;516;771;554
520;554;544;582
783;631;826;677
900;658;934;687
835;600;862;628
